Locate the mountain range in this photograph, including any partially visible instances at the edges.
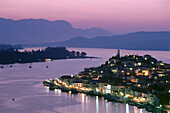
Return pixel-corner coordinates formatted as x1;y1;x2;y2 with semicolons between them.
0;18;113;44
0;18;170;51
32;31;170;51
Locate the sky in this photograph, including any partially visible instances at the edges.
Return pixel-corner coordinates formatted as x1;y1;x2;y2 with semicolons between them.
0;0;170;33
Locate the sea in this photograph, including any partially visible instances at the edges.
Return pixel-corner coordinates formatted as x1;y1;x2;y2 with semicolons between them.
0;47;170;113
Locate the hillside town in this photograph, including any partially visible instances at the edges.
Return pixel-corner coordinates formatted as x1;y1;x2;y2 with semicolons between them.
43;50;170;113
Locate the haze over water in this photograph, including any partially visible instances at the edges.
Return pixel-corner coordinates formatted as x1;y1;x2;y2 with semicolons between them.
0;48;170;113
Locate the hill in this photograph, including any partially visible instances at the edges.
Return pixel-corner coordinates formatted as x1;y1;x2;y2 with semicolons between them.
39;31;170;51
0;18;113;44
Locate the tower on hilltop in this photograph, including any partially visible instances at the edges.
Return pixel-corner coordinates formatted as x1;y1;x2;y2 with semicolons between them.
116;49;120;59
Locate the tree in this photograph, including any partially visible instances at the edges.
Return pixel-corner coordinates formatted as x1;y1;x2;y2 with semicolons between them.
70;51;76;57
76;51;80;57
81;52;87;57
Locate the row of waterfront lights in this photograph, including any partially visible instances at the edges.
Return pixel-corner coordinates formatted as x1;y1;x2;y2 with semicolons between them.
46;78;92;91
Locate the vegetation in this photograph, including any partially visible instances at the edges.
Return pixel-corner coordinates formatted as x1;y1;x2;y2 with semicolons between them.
0;47;88;64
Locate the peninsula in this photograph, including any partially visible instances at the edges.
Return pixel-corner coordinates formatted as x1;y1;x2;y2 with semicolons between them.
0;47;92;64
44;50;170;113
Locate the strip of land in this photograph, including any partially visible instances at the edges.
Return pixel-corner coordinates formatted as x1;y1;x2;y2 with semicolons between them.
0;47;94;64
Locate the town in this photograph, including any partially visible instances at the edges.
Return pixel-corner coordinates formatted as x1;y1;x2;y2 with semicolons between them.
43;50;170;113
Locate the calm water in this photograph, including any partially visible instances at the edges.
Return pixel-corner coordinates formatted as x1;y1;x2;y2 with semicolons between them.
0;48;170;113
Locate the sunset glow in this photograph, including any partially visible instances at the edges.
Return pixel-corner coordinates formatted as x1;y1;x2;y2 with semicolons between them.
1;0;170;33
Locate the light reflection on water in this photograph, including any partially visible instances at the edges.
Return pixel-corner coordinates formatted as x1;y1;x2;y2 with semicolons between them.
126;104;129;113
106;101;108;113
82;93;84;113
96;96;99;113
55;90;148;113
140;109;143;113
0;48;169;113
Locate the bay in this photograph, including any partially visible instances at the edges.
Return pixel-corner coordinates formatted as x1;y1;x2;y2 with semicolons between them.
0;48;170;113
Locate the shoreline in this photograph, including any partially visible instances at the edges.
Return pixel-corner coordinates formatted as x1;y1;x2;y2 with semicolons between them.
42;51;170;113
42;79;168;113
0;56;97;65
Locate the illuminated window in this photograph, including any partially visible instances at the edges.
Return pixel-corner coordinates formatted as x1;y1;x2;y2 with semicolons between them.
107;85;111;90
111;64;114;66
112;69;118;73
138;62;141;66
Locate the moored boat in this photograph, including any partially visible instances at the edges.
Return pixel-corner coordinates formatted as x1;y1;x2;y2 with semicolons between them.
61;87;69;92
43;81;49;86
70;88;78;94
49;83;55;90
136;103;145;108
55;85;60;89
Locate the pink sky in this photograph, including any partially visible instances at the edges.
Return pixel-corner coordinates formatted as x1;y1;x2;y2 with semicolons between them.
0;0;170;33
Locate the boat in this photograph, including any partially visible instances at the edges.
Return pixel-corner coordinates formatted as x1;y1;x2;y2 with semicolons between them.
46;66;49;68
118;98;126;103
87;91;96;96
55;85;60;89
104;94;112;100
136;103;145;108
43;81;49;86
114;97;122;102
70;88;78;94
79;90;85;93
128;102;136;106
107;97;116;101
146;105;155;112
1;66;4;68
95;92;102;97
104;95;123;102
9;65;13;67
146;108;154;112
83;91;88;94
29;66;32;68
49;86;55;90
49;82;55;90
60;87;69;92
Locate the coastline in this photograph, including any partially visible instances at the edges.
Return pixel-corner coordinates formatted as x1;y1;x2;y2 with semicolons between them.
0;47;96;65
0;56;97;65
42;50;170;113
42;79;167;113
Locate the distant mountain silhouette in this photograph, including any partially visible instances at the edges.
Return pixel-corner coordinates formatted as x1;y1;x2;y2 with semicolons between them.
0;44;22;51
0;18;113;44
36;31;170;51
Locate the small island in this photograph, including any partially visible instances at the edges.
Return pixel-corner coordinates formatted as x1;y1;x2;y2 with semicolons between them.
43;50;170;113
0;47;93;64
